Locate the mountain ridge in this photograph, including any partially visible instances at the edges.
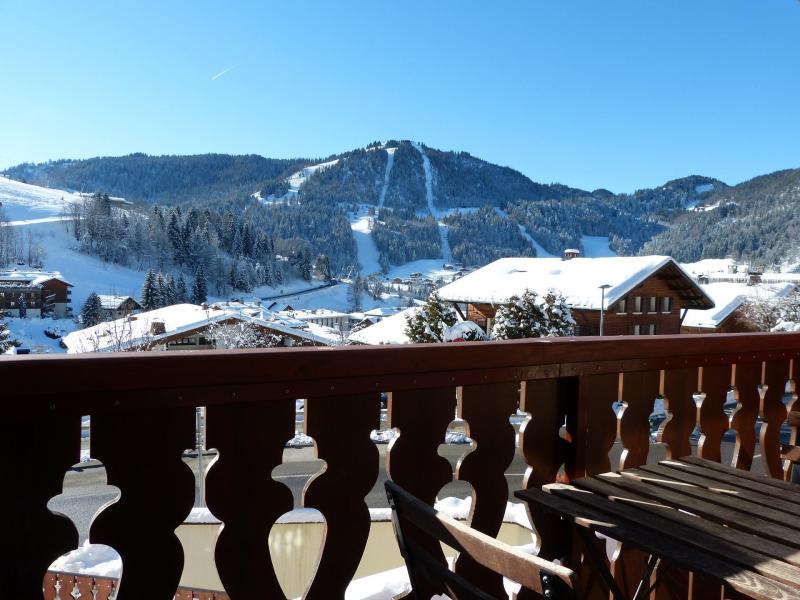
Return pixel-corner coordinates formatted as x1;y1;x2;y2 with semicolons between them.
3;142;798;269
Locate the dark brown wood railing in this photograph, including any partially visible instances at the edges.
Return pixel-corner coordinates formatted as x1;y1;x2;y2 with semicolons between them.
3;332;799;599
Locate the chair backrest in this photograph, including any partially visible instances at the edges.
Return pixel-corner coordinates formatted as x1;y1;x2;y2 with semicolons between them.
385;481;575;599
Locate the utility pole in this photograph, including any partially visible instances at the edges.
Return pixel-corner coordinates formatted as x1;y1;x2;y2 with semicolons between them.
599;284;612;336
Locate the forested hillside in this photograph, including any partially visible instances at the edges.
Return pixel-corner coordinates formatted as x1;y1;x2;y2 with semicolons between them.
5;154;309;205
5;143;799;272
444;207;535;266
640;169;800;266
425;146;585;208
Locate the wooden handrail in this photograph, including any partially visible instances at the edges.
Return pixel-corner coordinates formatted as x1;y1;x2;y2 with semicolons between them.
2;332;799;404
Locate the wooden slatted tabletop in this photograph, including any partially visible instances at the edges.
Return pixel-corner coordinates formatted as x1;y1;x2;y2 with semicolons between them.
515;457;800;600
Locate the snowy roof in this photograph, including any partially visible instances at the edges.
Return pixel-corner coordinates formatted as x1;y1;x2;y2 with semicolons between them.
97;294;140;310
0;269;73;287
437;256;713;310
212;301;344;345
63;304;236;353
682;282;796;329
348;307;420;345
63;302;345;353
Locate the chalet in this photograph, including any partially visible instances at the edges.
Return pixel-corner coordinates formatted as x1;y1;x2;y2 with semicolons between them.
437;256;714;336
0;270;72;318
63;303;343;353
97;295;142;320
682;282;796;334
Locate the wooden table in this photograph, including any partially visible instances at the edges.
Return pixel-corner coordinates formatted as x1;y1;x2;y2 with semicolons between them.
515;457;800;600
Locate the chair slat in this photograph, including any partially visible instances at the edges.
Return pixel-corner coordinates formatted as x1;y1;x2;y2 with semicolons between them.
386;481;575;599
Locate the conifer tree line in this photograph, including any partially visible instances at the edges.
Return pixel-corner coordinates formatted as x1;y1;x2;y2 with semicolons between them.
140;269;193;310
372;208;440;271
63;193;343;296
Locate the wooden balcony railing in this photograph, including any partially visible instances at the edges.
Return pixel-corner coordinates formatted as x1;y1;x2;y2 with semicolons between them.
3;332;799;600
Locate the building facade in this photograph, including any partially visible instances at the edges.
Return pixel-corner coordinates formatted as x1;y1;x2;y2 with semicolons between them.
440;256;713;337
0;271;72;318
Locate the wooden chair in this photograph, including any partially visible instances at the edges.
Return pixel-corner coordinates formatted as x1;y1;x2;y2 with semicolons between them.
781;410;800;481
385;481;576;599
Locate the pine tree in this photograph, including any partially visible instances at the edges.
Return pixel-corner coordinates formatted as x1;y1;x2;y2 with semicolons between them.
176;275;189;303
192;265;208;305
163;274;177;306
316;254;332;282
141;270;159;311
80;292;104;327
404;292;458;343
347;276;363;312
168;211;183;264
155;273;166;308
0;308;14;352
492;289;575;340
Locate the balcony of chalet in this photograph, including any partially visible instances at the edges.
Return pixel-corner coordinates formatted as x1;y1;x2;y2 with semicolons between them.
4;331;800;599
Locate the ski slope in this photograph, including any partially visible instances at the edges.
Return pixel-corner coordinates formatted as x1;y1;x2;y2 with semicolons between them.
411;142;452;263
377;147;395;209
260;158;340;205
349;207;382;276
580;235;617;257
0;175;81;221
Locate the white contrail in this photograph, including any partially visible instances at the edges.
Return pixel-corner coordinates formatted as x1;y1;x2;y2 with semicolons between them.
211;66;236;81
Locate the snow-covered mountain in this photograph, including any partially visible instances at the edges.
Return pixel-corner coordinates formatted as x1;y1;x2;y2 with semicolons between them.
5;143;799;269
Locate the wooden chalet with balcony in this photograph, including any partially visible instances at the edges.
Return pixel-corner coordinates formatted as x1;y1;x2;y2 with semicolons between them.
437;255;714;336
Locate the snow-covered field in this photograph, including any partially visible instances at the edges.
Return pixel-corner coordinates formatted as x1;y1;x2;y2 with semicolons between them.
26;220;145;309
0;175;81;221
5;316;77;353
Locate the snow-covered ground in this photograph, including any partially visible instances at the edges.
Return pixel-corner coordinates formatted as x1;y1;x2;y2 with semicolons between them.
349;206;383;277
5;316;77;353
24;220;145;310
580;235;617;258
0;175;81;221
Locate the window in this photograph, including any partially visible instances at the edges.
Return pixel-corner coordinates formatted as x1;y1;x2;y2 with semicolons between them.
649;324;656;335
649;297;657;313
617;298;627;314
661;297;672;313
633;296;642;313
632;324;641;335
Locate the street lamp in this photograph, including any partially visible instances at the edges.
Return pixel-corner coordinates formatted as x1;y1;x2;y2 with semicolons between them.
598;284;612;336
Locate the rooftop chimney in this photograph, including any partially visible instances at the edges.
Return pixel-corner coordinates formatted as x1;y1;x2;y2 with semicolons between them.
150;320;166;335
563;248;580;261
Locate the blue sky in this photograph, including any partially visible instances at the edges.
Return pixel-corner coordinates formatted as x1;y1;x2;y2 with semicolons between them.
1;0;798;192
